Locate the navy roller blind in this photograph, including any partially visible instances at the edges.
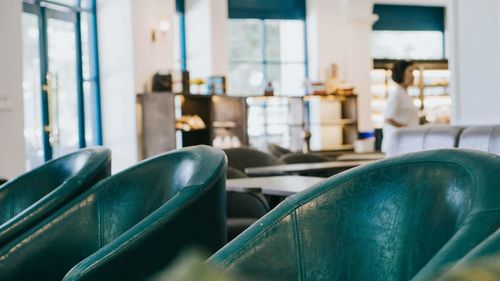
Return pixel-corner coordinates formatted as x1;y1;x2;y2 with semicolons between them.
176;0;184;13
373;4;445;32
228;0;306;20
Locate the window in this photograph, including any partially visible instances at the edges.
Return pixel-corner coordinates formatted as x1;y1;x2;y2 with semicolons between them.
372;31;444;60
228;19;307;96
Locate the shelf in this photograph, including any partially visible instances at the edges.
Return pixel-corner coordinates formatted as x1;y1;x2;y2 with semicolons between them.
309;119;357;126
177;128;209;133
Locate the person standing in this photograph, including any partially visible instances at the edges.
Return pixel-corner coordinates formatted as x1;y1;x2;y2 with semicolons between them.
382;60;420;153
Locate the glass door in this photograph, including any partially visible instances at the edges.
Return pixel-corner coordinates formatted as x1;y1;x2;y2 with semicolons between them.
22;1;101;169
44;10;81;158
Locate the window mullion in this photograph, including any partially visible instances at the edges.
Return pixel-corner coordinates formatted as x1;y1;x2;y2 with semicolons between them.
260;19;267;82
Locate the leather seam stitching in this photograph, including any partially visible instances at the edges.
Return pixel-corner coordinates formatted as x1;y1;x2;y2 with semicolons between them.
292;210;305;281
98;197;103;248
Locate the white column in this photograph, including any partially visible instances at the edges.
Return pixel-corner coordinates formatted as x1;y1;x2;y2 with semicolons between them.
185;0;229;81
0;1;25;178
344;15;378;132
98;0;175;172
306;0;348;81
307;0;375;131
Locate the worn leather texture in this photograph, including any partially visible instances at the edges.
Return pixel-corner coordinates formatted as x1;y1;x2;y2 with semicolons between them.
387;126;464;157
223;147;282;175
209;149;500;281
458;126;500;155
0;147;111;247
0;145;227;281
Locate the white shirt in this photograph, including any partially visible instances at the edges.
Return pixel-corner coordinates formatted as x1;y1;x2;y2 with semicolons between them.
382;86;419;152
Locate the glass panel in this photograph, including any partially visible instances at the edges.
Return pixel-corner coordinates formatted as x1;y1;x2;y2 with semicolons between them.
47;0;78;6
372;31;444;60
22;13;44;169
228;63;264;96
266;20;304;62
266;63;305;96
228;19;261;62
81;13;91;80
47;17;80;157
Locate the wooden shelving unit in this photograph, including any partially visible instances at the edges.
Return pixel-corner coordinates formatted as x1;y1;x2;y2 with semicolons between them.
137;92;360;159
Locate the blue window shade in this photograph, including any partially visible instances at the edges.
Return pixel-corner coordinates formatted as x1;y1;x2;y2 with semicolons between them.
228;0;306;20
176;0;184;13
373;5;445;32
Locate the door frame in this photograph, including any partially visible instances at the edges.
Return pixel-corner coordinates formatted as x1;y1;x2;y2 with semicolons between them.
22;0;101;161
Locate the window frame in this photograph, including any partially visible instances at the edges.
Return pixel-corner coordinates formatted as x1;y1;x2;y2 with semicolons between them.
228;18;309;96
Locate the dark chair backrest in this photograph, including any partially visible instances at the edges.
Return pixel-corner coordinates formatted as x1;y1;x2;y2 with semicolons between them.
223;147;281;174
278;152;332;164
0;147;111;246
386;126;464;157
458;125;500;155
0;146;226;281
267;144;292;158
209;149;500;281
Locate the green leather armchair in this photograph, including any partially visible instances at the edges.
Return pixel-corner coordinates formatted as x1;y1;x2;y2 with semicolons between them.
0;145;227;281
0;147;111;247
209;149;500;281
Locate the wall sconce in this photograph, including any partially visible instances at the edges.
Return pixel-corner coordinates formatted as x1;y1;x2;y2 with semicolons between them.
151;19;170;43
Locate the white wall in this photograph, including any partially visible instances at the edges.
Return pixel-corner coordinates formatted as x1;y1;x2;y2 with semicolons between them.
185;0;228;82
0;1;25;178
98;0;175;172
449;0;500;124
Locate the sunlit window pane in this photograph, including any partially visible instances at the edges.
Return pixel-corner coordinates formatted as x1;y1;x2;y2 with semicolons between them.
372;31;444;60
228;19;261;62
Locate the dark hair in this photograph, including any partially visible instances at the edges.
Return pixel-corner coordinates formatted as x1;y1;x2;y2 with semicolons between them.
392;60;414;84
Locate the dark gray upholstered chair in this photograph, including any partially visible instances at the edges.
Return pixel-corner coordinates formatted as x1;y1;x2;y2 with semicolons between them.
226;167;269;242
386;126;464;157
458;125;500;155
267;144;293;158
0;178;6;185
278;152;332;164
223;147;282;176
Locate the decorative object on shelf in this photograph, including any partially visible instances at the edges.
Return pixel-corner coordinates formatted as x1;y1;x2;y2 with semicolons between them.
152;72;173;92
176;115;206;131
151;19;170;43
207;76;226;95
191;78;205;94
264;81;274;96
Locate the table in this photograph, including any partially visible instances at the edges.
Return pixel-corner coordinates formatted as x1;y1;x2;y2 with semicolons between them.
245;159;375;177
226;176;325;196
335;152;385;161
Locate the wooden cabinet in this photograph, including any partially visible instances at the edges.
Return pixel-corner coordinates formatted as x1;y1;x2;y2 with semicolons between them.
136;93;248;160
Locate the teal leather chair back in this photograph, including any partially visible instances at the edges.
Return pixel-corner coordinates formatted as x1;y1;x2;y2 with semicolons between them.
0;145;227;281
0;147;111;246
209;149;500;281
